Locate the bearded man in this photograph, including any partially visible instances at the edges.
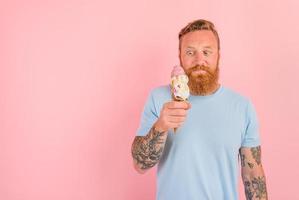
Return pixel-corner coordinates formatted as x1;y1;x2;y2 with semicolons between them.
131;19;268;200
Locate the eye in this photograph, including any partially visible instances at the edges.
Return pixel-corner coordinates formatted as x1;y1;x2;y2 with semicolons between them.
203;50;210;56
186;50;194;56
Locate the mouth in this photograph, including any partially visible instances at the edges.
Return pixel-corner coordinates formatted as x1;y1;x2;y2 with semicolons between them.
192;69;207;75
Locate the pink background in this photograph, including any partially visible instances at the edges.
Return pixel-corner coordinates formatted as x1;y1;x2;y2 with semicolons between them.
1;0;298;199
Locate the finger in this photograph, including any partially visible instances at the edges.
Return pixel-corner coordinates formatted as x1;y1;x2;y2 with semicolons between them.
168;116;186;123
167;109;187;116
186;101;192;109
167;101;191;109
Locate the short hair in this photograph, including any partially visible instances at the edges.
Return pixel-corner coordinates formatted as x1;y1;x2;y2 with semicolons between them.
178;19;220;50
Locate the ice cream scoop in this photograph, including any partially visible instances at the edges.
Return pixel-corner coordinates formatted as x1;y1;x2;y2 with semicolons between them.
171;65;190;101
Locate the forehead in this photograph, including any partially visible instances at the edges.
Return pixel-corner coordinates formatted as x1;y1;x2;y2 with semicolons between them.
180;30;218;49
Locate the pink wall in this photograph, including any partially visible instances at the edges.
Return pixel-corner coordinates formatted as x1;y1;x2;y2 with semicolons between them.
1;0;298;199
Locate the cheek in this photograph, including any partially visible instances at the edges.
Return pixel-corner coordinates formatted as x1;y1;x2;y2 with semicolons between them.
208;55;219;65
181;55;194;66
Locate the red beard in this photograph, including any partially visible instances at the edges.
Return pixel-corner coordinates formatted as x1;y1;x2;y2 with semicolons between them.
185;64;219;95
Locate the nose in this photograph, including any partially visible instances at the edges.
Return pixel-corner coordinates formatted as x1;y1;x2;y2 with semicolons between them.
194;53;207;66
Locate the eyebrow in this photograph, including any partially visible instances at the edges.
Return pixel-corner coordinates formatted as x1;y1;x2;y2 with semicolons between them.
203;46;213;49
185;46;195;50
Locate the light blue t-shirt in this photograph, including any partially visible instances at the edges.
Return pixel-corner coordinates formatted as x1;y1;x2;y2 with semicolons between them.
136;84;261;200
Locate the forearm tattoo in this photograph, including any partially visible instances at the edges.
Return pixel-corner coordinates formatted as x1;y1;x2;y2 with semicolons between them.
244;176;268;200
131;127;166;170
240;146;268;200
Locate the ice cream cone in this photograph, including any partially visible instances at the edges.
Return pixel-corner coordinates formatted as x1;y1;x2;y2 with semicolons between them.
170;65;190;133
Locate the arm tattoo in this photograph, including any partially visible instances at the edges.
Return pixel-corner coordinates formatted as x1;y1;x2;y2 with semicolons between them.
251;146;261;165
240;150;255;169
244;176;268;200
131;126;166;170
240;146;268;199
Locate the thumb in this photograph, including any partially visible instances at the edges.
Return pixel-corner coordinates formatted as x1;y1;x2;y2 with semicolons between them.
186;101;192;109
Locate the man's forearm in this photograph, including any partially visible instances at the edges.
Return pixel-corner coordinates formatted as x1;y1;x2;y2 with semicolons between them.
242;171;268;200
131;124;168;171
240;146;268;200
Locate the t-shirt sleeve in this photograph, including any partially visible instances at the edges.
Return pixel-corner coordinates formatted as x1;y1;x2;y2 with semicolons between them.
241;100;261;147
136;90;159;136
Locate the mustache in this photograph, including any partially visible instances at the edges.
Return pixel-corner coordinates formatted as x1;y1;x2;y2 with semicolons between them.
186;65;210;74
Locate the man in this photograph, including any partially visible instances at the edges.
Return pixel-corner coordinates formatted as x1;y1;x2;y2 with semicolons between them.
131;19;268;200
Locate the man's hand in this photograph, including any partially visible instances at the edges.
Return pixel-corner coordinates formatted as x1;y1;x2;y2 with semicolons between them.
154;100;191;132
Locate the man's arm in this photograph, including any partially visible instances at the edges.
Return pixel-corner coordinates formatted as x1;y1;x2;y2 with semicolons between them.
131;123;168;174
239;146;268;200
131;100;191;174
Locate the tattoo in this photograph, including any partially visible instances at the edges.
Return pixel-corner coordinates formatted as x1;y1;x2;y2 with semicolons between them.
245;180;254;200
131;127;166;170
251;146;261;165
244;176;268;200
240;150;255;168
248;162;254;169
